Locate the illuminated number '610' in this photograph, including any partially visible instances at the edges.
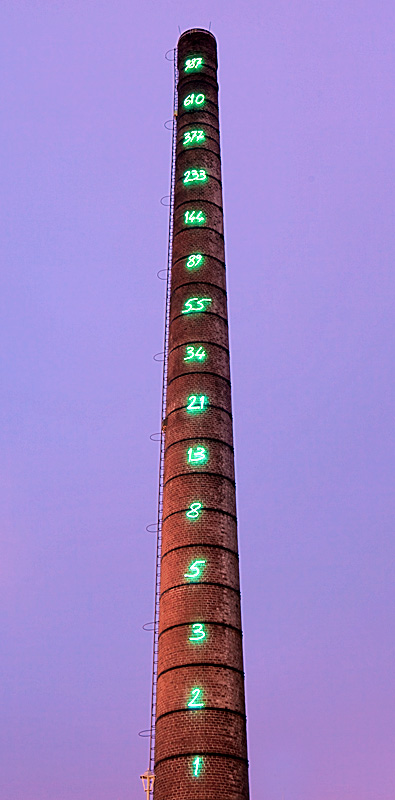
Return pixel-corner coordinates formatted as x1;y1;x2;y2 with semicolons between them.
183;130;205;147
183;93;205;108
184;209;206;225
182;297;212;314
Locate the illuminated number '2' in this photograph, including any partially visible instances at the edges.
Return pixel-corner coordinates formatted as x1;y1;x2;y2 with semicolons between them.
187;687;204;708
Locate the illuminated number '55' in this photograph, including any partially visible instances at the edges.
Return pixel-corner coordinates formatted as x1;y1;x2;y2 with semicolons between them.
182;297;212;314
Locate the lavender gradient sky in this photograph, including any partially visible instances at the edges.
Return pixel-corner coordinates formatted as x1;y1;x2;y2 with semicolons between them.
1;1;394;799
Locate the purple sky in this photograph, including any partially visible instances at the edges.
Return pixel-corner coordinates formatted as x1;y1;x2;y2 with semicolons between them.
1;2;394;799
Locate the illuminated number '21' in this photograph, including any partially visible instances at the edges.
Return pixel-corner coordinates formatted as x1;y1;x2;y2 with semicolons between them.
186;395;207;413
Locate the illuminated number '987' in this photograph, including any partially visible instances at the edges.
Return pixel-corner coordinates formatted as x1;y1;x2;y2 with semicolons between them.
185;57;203;72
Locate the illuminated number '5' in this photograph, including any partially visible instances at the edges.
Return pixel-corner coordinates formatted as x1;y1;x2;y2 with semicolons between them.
184;559;206;580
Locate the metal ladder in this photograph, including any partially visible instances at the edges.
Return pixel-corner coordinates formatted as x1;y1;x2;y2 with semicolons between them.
147;50;178;792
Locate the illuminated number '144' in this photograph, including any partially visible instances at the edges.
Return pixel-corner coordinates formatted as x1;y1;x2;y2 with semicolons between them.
184;210;206;225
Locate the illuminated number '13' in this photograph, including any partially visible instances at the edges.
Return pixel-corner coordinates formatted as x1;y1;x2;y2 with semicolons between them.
187;446;208;464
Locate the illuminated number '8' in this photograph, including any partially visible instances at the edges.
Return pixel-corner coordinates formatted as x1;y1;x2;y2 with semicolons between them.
183;93;205;108
186;502;203;519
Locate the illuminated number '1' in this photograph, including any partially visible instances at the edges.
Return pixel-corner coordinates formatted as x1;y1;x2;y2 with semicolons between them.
186;253;204;269
182;297;212;314
192;755;203;776
184;559;206;580
183;130;206;146
186;395;207;413
186;502;203;519
184;345;207;362
187;687;204;708
184;210;206;225
189;623;206;642
187;446;208;464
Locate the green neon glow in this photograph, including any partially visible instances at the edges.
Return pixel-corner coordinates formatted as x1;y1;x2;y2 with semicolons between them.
183;130;206;147
182;297;212;314
187;446;208;465
186;395;208;413
187;686;204;708
186;502;203;520
185;57;204;72
192;755;203;776
189;623;206;642
184;345;207;362
184;209;206;225
183;168;208;185
183;93;205;109
186;253;204;270
184;559;206;580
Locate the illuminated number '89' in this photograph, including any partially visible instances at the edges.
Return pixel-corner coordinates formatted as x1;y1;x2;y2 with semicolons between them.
186;253;204;270
183;93;205;108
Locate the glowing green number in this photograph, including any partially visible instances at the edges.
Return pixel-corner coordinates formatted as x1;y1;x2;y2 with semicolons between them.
187;446;208;465
184;559;206;580
186;395;207;413
182;297;212;314
183;93;205;108
189;623;206;642
183;169;207;185
185;57;203;72
183;130;206;146
186;253;204;270
192;755;203;776
186;502;203;520
184;345;207;362
184;209;206;225
187;686;204;708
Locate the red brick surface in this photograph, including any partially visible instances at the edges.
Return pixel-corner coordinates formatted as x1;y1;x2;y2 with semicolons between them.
154;28;249;800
